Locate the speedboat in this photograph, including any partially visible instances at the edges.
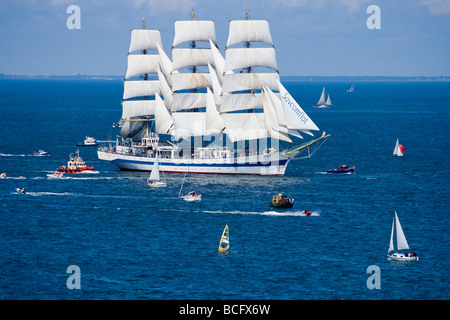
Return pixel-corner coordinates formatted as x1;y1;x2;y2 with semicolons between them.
15;188;26;195
270;194;294;208
47;172;65;179
33;150;50;156
180;191;202;202
77;136;98;147
327;165;355;174
1;173;6;179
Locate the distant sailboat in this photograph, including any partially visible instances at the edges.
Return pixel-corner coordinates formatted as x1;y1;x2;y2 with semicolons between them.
387;211;418;261
147;154;166;188
218;225;230;253
393;138;405;157
313;86;332;108
347;84;354;93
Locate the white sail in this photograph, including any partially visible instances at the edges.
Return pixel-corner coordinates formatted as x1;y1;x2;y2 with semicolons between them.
262;89;292;142
172;112;206;138
277;80;320;132
317;87;326;105
220;92;262;113
205;87;225;134
171;73;212;92
222;113;267;142
325;94;332;106
393;139;404;156
209;39;227;83
173;20;217;47
395;212;410;251
226;20;274;47
171;92;207;111
156;69;174;107
123;80;161;100
172;48;214;72
156;42;178;85
128;29;162;53
224;47;278;72
154;93;174;135
149;155;161;181
388;217;395;253
121;100;156;119
125;55;161;79
222;73;279;93
207;63;223;105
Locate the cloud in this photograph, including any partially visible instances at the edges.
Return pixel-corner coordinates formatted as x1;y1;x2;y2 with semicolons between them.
420;0;450;15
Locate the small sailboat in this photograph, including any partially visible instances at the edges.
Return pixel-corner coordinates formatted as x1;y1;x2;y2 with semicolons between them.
393;138;405;157
313;86;332;108
347;84;354;93
179;167;201;201
387;211;418;261
218;225;230;253
147;154;166;188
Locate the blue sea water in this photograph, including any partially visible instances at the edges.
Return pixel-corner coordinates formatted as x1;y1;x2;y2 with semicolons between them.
0;79;449;300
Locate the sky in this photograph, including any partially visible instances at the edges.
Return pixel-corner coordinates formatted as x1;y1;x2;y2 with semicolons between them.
0;0;449;77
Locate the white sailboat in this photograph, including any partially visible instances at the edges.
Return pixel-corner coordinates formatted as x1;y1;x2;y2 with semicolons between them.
97;11;330;175
313;86;332;108
347;84;354;93
393;138;405;157
387;211;418;261
147;154;166;187
178;166;201;201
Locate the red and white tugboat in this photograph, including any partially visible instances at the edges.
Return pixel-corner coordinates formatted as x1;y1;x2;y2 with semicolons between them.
57;150;94;173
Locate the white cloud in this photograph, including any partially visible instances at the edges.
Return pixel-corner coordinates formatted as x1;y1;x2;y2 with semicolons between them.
420;0;450;15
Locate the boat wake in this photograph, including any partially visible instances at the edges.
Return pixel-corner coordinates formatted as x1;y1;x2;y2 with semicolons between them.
204;210;320;217
11;191;78;196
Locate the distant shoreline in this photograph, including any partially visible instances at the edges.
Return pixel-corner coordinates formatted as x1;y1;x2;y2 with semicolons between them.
0;74;448;81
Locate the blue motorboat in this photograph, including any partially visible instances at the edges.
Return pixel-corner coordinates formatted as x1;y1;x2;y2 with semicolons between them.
327;165;355;174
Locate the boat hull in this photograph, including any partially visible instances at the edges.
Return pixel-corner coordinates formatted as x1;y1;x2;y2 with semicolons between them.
97;150;293;175
387;253;419;261
57;167;94;173
327;167;355;174
270;202;294;209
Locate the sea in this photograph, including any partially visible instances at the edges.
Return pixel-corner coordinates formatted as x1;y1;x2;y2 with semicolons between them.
0;79;449;302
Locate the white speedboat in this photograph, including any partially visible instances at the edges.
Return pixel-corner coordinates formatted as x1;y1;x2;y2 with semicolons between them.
33;150;50;156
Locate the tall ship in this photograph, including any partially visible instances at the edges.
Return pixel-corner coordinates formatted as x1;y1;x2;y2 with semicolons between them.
97;11;330;175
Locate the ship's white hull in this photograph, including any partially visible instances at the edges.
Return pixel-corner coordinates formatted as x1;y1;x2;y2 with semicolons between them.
97;150;294;175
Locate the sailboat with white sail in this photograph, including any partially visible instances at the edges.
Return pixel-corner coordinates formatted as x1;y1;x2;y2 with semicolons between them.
97;11;330;175
393;138;405;157
387;211;418;261
313;86;332;108
178;165;202;201
347;84;354;93
147;154;166;187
